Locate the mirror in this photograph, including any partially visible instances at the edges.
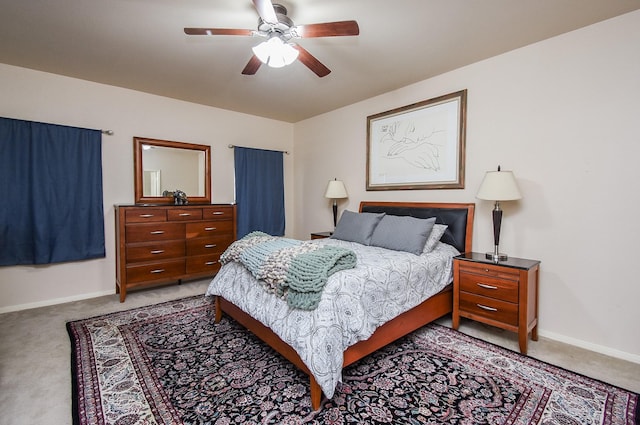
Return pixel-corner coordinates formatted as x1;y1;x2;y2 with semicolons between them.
134;137;211;205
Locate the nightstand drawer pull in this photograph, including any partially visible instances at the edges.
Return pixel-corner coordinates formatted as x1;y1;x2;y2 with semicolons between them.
150;250;165;254
205;261;217;265
139;214;155;218
179;213;191;217
204;244;217;248
476;303;498;312
150;230;165;235
477;283;498;290
204;227;217;231
150;269;165;274
211;211;224;215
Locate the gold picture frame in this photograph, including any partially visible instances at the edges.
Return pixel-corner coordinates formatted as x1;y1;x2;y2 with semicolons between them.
366;90;467;190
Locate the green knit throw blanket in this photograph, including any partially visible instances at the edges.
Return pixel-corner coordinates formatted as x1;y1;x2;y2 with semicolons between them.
220;231;357;310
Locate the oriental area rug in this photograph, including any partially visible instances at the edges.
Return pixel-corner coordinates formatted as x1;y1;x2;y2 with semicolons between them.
67;296;639;425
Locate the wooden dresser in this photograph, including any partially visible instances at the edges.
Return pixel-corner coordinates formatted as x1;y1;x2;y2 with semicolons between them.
115;204;236;302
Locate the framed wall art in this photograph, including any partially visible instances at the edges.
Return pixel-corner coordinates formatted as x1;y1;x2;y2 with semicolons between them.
366;89;467;190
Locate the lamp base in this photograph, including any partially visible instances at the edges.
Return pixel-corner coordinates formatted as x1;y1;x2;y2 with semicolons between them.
485;252;508;262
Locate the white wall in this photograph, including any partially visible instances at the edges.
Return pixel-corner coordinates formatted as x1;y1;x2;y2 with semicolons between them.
294;11;640;361
0;64;294;311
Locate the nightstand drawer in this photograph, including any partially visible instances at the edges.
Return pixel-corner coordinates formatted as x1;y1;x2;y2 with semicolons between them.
458;261;520;280
460;292;518;326
459;272;518;303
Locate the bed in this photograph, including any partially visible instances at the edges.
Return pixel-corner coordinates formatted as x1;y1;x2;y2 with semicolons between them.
206;201;475;410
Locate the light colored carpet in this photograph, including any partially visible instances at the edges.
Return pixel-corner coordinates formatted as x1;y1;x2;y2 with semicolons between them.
0;279;638;425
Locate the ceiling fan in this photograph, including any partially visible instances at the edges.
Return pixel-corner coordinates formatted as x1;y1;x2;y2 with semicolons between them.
184;0;359;77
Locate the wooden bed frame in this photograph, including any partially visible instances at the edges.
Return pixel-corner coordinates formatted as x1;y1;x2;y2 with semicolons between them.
213;201;475;410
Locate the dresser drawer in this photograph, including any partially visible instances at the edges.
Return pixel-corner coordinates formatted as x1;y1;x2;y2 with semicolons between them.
459;272;518;303
186;235;234;256
126;259;185;284
126;241;185;263
186;254;222;274
202;206;234;220
126;223;185;243
459;292;518;326
167;208;203;221
186;220;234;238
125;208;167;223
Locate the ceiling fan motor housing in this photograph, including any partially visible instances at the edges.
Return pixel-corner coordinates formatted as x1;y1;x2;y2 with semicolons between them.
257;3;294;37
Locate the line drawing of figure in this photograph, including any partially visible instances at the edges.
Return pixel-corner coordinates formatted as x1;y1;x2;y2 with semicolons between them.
378;120;445;171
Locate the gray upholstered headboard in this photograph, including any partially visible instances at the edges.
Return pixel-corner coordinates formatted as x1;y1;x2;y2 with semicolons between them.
359;201;475;253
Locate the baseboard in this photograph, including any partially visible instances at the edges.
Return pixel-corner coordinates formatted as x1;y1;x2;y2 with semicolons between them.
538;329;640;365
0;290;114;314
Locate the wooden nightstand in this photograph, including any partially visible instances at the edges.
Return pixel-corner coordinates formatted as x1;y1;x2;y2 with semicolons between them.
310;231;332;240
452;252;540;354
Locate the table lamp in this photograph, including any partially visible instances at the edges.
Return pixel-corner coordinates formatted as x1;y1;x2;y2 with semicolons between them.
324;179;348;228
476;166;522;262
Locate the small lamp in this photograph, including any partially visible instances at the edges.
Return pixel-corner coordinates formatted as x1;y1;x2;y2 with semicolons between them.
476;166;522;262
324;179;348;228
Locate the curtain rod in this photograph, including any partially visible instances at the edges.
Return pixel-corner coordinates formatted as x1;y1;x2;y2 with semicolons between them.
228;144;289;155
101;130;114;135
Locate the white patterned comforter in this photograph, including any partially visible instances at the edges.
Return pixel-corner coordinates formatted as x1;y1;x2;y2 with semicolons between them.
205;238;459;398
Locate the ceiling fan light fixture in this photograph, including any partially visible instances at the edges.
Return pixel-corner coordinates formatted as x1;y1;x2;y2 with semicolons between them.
252;36;299;68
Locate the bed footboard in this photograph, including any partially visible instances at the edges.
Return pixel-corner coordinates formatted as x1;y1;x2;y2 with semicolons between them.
213;286;452;411
214;295;324;410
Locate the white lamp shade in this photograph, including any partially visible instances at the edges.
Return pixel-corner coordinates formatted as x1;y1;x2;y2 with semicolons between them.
324;180;348;199
476;170;522;201
252;37;299;68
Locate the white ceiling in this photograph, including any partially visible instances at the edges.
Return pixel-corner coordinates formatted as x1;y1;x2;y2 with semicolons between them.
1;0;638;122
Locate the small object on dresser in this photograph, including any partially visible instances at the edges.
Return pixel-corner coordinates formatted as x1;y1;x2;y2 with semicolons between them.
173;190;188;205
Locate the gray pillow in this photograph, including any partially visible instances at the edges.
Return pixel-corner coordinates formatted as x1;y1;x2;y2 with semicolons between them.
422;224;448;254
370;215;436;255
330;210;385;245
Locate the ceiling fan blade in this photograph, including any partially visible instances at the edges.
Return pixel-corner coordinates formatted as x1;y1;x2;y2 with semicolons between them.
184;28;254;36
295;20;360;38
293;45;331;78
252;0;278;24
241;55;263;75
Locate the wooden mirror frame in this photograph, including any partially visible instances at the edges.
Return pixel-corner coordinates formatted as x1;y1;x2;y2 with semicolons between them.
134;137;211;205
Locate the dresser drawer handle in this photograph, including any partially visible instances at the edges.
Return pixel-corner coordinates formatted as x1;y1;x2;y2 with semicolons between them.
139;214;154;218
150;230;165;235
204;227;217;231
179;213;191;217
211;211;224;215
477;304;497;312
205;261;218;265
150;269;165;274
477;283;498;290
205;244;217;248
150;250;164;254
